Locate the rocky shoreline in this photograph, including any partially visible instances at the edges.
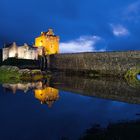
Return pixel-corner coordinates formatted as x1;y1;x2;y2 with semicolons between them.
0;65;51;83
0;65;139;88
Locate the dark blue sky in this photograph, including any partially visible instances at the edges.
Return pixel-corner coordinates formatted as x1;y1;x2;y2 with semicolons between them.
0;0;140;52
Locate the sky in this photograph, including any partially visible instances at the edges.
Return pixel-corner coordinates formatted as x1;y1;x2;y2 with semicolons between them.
0;0;140;53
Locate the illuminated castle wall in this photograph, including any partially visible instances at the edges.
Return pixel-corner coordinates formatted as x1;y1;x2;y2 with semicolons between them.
2;42;39;61
2;28;59;61
35;29;59;55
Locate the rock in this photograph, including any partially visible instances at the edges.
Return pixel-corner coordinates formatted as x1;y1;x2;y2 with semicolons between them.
0;65;19;71
0;65;49;82
31;69;42;75
19;69;31;75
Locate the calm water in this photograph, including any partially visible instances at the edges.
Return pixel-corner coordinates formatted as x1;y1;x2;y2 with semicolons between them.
137;74;140;80
0;76;140;140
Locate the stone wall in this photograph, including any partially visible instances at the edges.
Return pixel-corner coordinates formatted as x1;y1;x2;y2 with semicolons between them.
50;51;140;76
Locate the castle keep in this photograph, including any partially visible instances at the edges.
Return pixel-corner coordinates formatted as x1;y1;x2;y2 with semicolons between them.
35;29;59;55
2;28;59;61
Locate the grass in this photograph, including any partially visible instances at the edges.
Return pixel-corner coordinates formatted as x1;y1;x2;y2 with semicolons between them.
0;66;21;83
125;67;140;88
0;65;51;83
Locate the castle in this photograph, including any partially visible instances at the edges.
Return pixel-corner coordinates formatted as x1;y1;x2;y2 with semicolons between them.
2;28;59;61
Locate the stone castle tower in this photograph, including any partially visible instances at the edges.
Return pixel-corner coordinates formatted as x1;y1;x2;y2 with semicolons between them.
34;29;59;55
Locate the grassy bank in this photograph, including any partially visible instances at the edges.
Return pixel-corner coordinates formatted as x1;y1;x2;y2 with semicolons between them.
125;67;140;88
0;66;21;83
0;65;51;83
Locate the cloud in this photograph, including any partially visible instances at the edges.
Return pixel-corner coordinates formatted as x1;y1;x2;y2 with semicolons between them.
110;24;130;37
125;1;140;14
60;36;105;53
123;1;140;21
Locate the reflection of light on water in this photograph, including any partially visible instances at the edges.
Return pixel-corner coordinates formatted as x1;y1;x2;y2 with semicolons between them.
2;82;59;107
34;87;59;107
137;74;140;80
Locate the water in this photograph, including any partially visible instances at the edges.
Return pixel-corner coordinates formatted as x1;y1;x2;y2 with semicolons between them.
137;74;140;80
0;75;140;140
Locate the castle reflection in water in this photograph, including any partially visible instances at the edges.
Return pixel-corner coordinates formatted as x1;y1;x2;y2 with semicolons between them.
2;81;59;108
